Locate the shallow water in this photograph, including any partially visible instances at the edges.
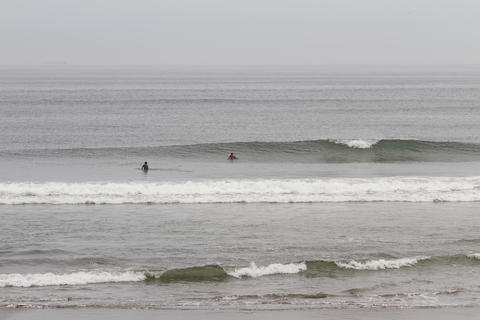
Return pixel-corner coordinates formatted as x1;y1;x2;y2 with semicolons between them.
1;203;480;309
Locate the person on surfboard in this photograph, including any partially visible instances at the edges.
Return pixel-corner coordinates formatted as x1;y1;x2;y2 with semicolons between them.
141;161;149;172
227;153;237;161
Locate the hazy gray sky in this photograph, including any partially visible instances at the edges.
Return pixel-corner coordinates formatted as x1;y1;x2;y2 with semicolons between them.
1;0;479;66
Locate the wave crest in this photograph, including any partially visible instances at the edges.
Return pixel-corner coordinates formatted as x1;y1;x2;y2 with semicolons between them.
5;139;480;163
335;256;430;270
2;255;478;287
154;265;228;283
467;253;480;260
227;262;307;278
0;271;145;288
331;139;379;149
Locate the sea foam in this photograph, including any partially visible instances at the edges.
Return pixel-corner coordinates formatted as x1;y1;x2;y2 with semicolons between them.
1;177;480;204
332;139;379;149
467;253;480;260
335;256;430;270
0;271;146;288
227;262;307;278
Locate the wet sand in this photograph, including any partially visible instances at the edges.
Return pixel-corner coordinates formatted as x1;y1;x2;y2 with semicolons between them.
1;308;480;320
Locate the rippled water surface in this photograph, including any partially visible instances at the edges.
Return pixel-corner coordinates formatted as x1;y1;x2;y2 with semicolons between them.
1;67;480;309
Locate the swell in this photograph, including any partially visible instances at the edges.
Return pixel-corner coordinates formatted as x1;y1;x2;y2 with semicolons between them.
2;176;480;204
2;254;479;287
3;139;480;162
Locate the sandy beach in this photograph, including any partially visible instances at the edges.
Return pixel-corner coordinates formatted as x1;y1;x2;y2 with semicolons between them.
2;308;480;320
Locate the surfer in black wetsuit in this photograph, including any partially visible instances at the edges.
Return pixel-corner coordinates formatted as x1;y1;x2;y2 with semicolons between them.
227;153;237;160
141;161;149;172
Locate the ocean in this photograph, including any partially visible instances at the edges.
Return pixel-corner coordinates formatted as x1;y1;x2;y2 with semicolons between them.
1;66;480;310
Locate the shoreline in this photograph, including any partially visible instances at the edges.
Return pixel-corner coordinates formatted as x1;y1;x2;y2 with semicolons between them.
2;307;480;320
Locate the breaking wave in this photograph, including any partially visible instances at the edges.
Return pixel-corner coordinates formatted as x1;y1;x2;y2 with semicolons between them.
0;262;309;287
0;271;145;288
150;265;228;283
467;253;480;260
335;257;430;270
4;139;480;163
332;139;379;149
3;176;480;204
2;255;478;287
227;262;307;278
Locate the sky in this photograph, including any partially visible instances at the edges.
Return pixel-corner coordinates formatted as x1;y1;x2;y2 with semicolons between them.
1;0;479;66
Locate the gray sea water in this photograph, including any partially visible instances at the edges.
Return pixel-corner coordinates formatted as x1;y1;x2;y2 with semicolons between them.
1;66;480;309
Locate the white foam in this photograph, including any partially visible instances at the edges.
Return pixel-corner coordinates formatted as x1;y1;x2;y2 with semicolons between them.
1;176;480;204
332;139;379;149
467;253;480;260
0;271;146;288
336;256;430;270
227;262;307;278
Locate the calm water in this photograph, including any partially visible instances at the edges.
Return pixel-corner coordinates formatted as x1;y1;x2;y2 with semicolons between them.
1;66;480;309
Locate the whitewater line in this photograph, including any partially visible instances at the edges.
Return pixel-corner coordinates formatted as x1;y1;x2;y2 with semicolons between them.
1;177;480;204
